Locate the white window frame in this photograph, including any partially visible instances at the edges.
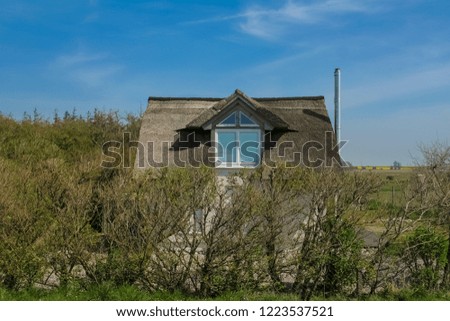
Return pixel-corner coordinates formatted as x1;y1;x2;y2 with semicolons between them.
216;112;238;127
216;111;259;128
215;128;261;168
238;111;259;127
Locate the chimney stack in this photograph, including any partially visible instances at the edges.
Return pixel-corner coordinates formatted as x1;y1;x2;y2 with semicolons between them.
334;68;341;146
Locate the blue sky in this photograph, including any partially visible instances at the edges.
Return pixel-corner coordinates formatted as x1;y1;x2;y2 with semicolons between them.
0;0;449;165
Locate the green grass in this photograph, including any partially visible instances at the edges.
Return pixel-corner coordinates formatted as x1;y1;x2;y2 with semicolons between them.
0;284;185;301
374;171;411;204
1;285;448;301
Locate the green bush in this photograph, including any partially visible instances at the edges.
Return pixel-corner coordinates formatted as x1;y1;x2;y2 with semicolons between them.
403;226;447;290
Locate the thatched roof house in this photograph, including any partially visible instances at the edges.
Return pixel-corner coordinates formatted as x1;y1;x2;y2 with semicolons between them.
135;89;340;172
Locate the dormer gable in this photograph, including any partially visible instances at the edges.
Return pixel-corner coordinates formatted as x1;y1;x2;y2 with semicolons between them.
184;89;289;131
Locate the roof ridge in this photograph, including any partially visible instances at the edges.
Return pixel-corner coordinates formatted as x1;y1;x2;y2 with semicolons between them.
255;96;324;101
209;89;260;111
148;97;222;102
148;95;324;102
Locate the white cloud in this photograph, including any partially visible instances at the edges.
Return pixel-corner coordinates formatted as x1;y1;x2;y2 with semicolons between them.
83;12;99;23
71;65;123;87
238;0;382;39
184;0;382;39
280;0;372;21
50;50;123;88
54;52;107;66
0;1;39;20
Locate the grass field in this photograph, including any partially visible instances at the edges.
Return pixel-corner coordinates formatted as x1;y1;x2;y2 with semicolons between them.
1;284;449;301
351;169;434;236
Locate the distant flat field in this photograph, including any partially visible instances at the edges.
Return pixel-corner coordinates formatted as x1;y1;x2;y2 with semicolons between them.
354;166;416;171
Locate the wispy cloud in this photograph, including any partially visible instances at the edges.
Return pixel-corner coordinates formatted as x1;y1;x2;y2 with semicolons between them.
248;45;332;73
185;0;381;39
82;12;99;23
344;63;450;109
50;50;122;87
71;65;122;87
238;0;383;39
0;1;39;20
55;52;107;66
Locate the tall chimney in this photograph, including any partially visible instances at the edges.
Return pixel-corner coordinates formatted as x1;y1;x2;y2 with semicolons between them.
334;68;341;146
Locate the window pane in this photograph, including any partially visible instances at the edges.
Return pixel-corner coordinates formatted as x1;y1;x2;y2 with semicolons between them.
217;112;237;126
217;132;237;164
240;112;257;126
240;131;260;165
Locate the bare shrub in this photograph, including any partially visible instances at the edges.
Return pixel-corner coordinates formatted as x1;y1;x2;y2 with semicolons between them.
0;159;48;289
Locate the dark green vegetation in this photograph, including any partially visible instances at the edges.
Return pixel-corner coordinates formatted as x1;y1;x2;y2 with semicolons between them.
0;112;448;300
1;285;449;301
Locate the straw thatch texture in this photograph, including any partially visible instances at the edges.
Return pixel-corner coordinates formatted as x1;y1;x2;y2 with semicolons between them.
135;90;339;169
135;99;215;169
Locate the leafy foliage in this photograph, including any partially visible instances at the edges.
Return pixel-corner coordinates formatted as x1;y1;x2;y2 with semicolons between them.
0;114;448;299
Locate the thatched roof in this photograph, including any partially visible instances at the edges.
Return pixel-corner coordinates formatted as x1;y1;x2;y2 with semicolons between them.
185;89;290;130
136;89;338;169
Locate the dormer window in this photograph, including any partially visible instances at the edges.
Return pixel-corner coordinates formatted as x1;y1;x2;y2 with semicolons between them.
182;90;286;170
216;111;259;128
215;111;261;168
217;112;237;127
